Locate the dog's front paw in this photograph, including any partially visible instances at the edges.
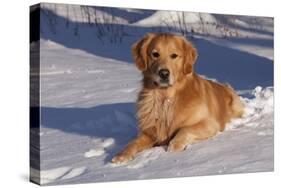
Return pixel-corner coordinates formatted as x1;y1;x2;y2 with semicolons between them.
111;153;133;164
168;141;186;152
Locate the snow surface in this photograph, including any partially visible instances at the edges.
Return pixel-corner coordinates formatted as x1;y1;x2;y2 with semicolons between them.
134;10;217;26
30;3;274;185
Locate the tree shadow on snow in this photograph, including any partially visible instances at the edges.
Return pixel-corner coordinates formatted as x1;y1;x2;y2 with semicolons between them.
39;103;138;163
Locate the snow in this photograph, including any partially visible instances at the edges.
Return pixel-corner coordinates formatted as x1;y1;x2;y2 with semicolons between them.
31;41;273;185
30;3;274;186
61;167;87;180
134;10;217;26
228;86;273;132
30;166;87;184
84;138;115;158
84;149;105;158
102;138;115;147
201;36;274;60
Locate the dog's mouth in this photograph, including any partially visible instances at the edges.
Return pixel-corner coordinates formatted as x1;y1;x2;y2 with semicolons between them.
153;79;172;88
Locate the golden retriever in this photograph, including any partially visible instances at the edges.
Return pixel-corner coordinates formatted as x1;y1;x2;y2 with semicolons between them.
112;33;244;164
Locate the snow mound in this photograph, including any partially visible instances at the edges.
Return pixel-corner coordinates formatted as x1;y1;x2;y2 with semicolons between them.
102;138;115;148
228;86;273;133
84;149;105;158
134;10;217;27
84;138;115;158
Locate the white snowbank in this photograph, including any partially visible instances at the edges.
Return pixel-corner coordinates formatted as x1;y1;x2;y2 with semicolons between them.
134;10;217;27
228;86;273;133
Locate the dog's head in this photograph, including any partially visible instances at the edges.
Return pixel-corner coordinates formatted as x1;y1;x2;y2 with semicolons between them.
132;33;198;88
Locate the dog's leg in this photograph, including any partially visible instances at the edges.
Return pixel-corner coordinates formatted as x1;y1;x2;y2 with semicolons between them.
111;133;155;164
168;119;220;152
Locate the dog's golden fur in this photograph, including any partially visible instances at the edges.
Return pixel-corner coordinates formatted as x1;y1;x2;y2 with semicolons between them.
112;33;244;163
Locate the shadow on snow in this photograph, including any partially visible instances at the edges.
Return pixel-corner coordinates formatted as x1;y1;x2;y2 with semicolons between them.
40;8;273;90
39;103;138;163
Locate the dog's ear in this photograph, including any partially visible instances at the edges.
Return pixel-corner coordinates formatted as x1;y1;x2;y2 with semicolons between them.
131;33;155;71
182;38;198;74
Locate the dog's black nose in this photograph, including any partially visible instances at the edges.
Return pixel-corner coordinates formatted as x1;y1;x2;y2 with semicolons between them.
158;69;170;80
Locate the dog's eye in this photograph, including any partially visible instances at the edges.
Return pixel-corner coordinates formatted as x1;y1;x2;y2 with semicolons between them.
170;53;178;59
152;52;160;58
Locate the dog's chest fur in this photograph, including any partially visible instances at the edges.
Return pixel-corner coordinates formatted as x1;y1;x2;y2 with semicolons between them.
137;89;175;143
